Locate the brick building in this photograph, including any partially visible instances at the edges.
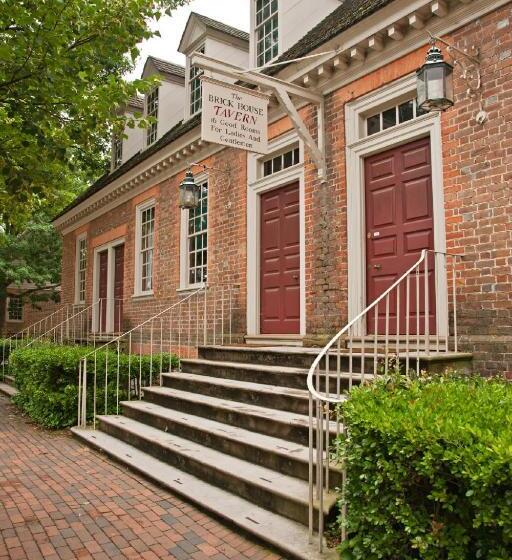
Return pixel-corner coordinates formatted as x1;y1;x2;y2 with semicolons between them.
53;0;511;374
45;2;512;556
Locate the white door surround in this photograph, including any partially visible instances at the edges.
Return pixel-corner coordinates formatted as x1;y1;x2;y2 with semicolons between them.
92;237;125;334
247;132;306;337
345;74;448;337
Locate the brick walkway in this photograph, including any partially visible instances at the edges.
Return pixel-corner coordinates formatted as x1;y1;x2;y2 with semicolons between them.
0;395;284;560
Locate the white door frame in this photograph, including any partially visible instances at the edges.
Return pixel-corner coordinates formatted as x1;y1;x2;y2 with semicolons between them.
92;237;125;334
345;75;448;337
247;132;306;336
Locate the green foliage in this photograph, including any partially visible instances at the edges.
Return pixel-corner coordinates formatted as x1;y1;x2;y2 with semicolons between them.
336;374;512;560
10;343;179;429
0;0;187;230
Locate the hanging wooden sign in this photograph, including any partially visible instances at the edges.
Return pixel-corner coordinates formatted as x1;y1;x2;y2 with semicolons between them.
201;76;270;155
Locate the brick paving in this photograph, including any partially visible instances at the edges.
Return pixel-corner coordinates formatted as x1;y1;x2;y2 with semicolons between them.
0;395;284;560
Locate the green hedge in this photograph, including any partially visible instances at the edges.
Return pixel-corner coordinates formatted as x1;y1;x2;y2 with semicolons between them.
10;343;178;429
336;374;512;560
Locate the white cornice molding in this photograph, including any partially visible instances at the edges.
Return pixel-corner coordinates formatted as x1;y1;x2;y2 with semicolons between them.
55;129;223;235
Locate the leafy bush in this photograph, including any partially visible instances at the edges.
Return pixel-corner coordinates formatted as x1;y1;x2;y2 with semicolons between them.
336;374;512;560
10;343;178;429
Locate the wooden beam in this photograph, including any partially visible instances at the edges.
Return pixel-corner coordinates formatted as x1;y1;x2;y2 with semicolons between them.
274;85;326;180
317;65;332;80
191;52;323;104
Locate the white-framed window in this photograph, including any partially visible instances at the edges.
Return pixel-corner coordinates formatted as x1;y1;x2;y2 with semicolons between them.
187;180;208;286
365;98;427;137
189;45;205;116
256;0;279;67
262;145;300;177
135;200;156;296
112;134;123;169
75;235;87;304
146;88;159;146
7;296;23;322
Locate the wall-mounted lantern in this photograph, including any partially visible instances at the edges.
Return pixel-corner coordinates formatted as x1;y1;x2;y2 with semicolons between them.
178;169;201;210
418;32;486;124
178;162;231;211
417;43;454;112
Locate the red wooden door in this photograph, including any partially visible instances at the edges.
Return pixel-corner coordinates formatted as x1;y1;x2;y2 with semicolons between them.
365;138;435;334
98;250;108;333
114;245;124;333
260;183;300;334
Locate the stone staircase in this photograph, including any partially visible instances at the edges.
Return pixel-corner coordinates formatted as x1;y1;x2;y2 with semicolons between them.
72;345;345;560
72;343;473;559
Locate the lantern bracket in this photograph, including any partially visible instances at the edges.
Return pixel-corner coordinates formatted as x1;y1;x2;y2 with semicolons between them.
426;31;486;123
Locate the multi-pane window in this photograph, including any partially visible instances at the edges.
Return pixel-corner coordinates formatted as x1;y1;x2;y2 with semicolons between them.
7;296;23;322
189;45;205;116
366;98;427;136
188;181;208;285
256;0;279;67
139;205;155;293
112;134;123;169
263;146;300;177
146;88;159;146
76;237;87;304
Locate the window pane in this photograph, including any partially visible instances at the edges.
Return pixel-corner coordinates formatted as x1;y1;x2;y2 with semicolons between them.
273;156;282;173
263;160;272;176
382;107;397;130
283;150;293;169
398;100;414;123
367;114;381;136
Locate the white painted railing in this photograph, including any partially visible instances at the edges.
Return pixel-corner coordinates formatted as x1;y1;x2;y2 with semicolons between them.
77;284;239;429
307;250;463;550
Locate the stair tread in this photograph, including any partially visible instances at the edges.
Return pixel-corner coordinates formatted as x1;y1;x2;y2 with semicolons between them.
0;382;18;397
72;428;336;560
181;358;378;382
142;386;341;432
164;371;310;399
121;400;341;470
97;414;334;513
181;358;310;375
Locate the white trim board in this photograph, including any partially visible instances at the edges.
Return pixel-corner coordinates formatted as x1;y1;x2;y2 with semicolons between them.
247;130;306;336
134;199;156;299
345;75;448;337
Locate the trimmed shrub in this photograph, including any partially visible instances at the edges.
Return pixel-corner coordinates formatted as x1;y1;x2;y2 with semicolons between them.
336;374;512;560
10;343;178;429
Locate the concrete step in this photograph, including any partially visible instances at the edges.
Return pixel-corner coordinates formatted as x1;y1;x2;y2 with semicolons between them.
121;400;343;487
96;415;335;529
142;386;340;447
245;334;304;347
162;372;311;415
198;345;322;369
198;345;473;374
180;358;374;392
71;428;337;560
3;374;15;385
0;381;18;398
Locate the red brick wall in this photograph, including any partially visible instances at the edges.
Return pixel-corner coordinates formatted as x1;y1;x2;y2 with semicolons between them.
59;4;511;374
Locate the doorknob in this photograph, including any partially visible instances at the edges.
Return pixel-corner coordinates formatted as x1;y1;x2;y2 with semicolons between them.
372;264;382;270
292;274;299;280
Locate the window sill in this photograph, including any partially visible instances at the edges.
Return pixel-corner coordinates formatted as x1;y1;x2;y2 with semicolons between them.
132;292;154;301
176;284;206;294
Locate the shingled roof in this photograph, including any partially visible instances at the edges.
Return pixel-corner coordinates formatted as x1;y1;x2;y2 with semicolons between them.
266;0;395;75
191;12;249;43
127;95;144;110
53;114;201;221
145;56;186;79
